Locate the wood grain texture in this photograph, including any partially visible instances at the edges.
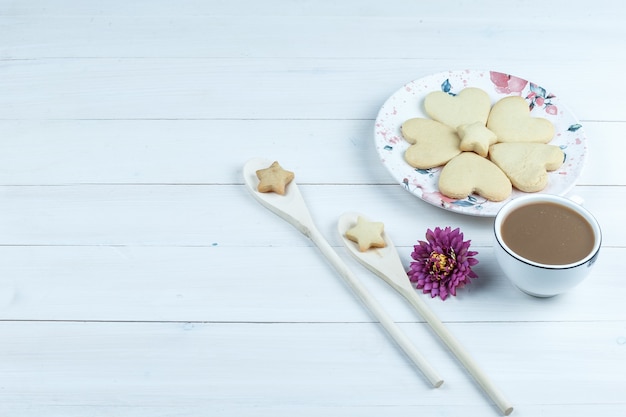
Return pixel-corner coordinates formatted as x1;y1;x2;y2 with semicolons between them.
0;58;623;121
0;119;620;185
1;0;625;415
0;321;623;416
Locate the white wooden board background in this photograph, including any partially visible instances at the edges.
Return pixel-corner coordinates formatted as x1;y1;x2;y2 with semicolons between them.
1;1;625;416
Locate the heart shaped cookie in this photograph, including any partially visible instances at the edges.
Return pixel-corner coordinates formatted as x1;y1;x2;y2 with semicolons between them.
401;118;461;169
487;96;554;143
488;143;564;192
424;87;492;129
438;152;512;202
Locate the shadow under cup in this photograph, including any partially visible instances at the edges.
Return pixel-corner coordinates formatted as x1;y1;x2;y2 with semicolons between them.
493;194;602;297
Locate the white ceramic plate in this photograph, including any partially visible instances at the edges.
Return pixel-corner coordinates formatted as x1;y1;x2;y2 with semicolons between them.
374;69;587;217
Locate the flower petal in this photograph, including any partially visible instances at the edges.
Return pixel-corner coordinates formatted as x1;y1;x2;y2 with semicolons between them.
408;226;479;300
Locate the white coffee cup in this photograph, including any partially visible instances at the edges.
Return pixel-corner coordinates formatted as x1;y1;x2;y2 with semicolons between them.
493;194;602;297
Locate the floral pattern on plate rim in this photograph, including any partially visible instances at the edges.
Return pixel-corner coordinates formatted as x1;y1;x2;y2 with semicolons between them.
374;69;587;217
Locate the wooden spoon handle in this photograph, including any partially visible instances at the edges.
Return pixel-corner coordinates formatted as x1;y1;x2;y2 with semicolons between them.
308;227;444;388
399;286;513;415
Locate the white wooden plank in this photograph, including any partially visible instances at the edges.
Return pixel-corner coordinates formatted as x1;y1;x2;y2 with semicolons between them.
2;404;624;417
1;1;624;416
1;58;625;121
1;1;622;61
3;0;620;19
0;244;622;323
0;119;389;185
0;119;618;186
0;320;623;416
0;184;619;248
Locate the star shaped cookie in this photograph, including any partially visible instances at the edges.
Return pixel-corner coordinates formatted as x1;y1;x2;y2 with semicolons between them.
256;161;295;195
345;216;387;252
457;121;498;157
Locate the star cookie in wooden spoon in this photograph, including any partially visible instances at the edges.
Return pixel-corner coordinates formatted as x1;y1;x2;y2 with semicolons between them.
255;161;295;195
345;216;387;252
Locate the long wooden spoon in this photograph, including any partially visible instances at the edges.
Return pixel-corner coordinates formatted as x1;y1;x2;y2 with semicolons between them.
338;212;513;416
243;158;443;387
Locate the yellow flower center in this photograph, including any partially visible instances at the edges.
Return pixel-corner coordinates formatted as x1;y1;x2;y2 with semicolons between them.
429;250;456;279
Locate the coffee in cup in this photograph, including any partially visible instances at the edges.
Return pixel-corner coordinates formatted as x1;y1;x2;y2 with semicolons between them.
493;194;601;297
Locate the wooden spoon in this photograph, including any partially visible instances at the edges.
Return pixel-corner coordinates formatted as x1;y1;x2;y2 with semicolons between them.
338;212;513;416
243;157;443;387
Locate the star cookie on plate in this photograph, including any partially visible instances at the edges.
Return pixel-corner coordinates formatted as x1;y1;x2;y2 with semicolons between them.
457;121;497;158
345;216;387;252
256;161;295;195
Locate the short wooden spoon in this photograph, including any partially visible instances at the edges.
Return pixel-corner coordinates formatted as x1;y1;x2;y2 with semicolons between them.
338;212;513;416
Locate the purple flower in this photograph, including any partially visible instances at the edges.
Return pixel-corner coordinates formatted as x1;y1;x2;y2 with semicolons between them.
408;227;478;300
